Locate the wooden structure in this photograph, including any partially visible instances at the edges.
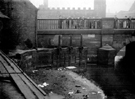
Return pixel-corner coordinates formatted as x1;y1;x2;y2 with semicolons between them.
0;50;46;99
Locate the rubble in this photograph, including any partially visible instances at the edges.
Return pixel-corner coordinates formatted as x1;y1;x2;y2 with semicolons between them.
28;69;106;99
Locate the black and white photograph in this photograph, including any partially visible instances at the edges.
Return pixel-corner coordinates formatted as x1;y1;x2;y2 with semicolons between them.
0;0;135;99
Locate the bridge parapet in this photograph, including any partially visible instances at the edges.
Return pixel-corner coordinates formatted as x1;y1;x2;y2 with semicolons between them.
37;18;135;30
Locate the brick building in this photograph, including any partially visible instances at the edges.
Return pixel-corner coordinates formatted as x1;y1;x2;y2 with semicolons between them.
38;0;106;19
0;0;37;53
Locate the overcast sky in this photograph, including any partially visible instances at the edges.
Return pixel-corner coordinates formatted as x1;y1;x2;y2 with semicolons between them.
30;0;135;13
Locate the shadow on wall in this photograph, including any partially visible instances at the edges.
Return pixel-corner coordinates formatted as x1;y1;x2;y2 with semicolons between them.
0;19;20;54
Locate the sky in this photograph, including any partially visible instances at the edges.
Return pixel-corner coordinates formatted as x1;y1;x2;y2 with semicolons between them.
30;0;135;13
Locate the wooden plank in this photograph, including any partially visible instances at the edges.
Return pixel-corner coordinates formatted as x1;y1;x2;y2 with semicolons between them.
0;61;9;77
0;56;9;77
0;55;36;99
5;66;36;99
0;52;46;96
0;52;46;99
9;59;47;98
22;72;47;96
11;74;36;99
18;74;45;99
0;53;21;73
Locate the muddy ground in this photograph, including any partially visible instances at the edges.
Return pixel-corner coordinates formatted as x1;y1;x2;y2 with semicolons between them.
24;64;135;99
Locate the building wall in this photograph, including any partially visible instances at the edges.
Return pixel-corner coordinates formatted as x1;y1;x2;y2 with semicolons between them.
38;0;106;19
0;0;37;53
94;0;106;18
38;7;94;19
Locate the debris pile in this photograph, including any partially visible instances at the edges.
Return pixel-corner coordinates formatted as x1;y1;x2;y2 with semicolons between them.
29;69;106;99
